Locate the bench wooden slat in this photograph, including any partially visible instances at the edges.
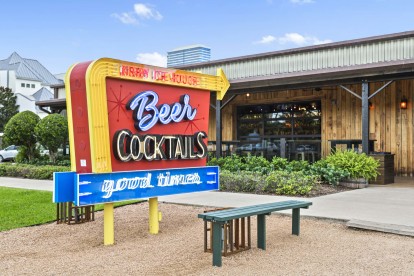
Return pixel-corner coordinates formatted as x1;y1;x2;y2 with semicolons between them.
198;200;312;222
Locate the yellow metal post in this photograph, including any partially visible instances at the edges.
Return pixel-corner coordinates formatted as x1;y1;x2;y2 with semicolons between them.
104;203;114;245
149;197;159;234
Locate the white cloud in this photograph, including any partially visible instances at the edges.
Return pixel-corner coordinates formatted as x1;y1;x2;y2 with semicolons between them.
290;0;315;4
136;52;167;67
254;32;332;47
277;33;332;46
111;12;138;25
112;3;163;25
256;35;276;44
279;33;307;45
134;3;163;20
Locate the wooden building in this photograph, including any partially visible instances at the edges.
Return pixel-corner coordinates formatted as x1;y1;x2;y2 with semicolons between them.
178;31;414;175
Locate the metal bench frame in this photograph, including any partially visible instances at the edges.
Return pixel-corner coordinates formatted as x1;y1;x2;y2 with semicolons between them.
198;200;312;267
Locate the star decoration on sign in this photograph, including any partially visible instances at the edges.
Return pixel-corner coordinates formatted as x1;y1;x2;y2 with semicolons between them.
107;85;132;122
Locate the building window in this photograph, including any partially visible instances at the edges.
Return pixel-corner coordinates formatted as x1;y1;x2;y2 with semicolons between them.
21;83;25;87
26;83;30;88
31;84;35;88
236;100;322;161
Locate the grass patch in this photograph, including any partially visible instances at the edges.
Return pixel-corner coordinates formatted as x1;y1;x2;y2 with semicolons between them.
0;187;55;231
0;187;141;232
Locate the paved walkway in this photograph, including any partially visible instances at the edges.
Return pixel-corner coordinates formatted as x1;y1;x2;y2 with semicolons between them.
1;176;414;236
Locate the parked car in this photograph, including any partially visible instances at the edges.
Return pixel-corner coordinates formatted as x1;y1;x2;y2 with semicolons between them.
0;145;19;162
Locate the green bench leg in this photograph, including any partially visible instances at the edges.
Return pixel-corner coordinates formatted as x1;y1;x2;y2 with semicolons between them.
212;221;223;267
257;214;266;250
292;208;300;235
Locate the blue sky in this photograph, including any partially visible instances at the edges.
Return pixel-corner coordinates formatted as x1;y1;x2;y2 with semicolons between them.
2;0;414;74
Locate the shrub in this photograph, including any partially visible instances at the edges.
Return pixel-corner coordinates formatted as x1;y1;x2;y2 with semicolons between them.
310;159;350;185
324;150;380;180
219;170;264;193
270;157;310;172
285;160;310;172
243;155;271;174
0;163;70;179
207;155;246;172
270;157;289;170
35;114;68;163
263;170;317;195
3;111;40;161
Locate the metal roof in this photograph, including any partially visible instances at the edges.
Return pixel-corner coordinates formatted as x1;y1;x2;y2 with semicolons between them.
177;30;414;91
0;52;63;86
32;87;53;102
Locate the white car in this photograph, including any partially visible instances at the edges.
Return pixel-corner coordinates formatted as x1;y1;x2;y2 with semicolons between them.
0;145;19;162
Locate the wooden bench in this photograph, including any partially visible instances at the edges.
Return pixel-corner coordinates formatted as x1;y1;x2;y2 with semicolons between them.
198;200;312;267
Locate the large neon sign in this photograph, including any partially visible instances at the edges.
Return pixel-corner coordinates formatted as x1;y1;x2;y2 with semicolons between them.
53;58;229;245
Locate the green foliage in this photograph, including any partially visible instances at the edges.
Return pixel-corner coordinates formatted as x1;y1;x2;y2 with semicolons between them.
0;163;70;179
285;160;310;172
270;157;310;172
208;154;271;174
207;155;246;172
325;150;380;180
20;155;71;167
15;146;41;163
219;170;265;193
311;159;350;185
0;86;19;132
3;111;40;161
243;155;271;174
35;114;68;163
263;170;317;195
270;157;289;170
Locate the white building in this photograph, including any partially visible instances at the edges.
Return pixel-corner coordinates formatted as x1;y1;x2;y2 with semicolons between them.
0;52;63;117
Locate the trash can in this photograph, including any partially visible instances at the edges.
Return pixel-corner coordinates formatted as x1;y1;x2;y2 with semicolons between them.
369;152;395;184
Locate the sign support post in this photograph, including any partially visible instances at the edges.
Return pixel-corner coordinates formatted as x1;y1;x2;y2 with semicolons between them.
149;197;159;234
104;203;114;245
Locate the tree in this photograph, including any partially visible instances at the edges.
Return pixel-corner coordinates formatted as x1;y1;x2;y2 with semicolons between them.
0;86;19;132
3;111;40;161
35;114;68;163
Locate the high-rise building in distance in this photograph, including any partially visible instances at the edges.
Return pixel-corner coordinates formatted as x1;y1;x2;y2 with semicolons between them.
167;45;210;68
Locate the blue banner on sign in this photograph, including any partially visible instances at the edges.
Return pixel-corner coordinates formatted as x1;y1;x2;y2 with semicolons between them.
67;166;219;206
53;171;76;203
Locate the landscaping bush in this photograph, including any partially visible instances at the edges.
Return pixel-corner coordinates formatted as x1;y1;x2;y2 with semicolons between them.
219;170;264;193
324;150;380;180
207;155;247;172
35;114;68;163
310;159;350;185
243;155;272;174
3;111;40;161
0;163;70;179
263;170;318;195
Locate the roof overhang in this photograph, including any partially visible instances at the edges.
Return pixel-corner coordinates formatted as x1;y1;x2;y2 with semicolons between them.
227;59;414;94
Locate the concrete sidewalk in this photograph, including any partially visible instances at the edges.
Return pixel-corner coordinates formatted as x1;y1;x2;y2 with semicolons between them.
1;176;414;236
0;177;53;191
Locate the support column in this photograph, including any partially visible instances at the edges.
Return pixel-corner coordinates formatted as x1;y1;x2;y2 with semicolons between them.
257;214;266;250
212;222;223;267
104;203;114;245
362;81;370;154
216;99;222;159
149;197;159;234
292;208;300;236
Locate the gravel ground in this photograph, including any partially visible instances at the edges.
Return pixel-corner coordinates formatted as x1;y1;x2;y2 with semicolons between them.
1;202;414;275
